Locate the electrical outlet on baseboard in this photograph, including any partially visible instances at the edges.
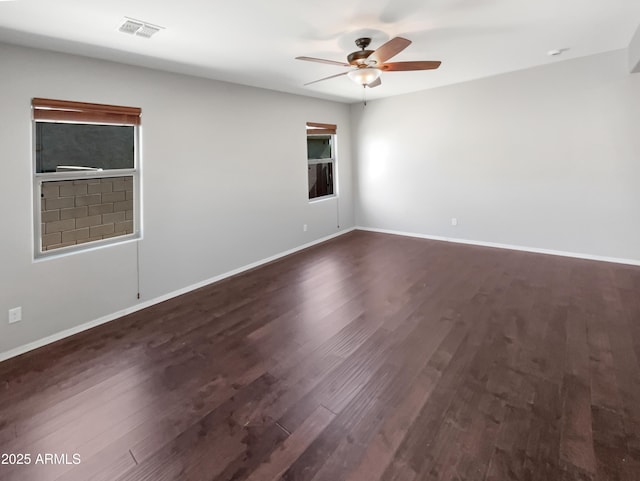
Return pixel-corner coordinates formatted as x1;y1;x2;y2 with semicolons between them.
303;224;308;232
451;218;458;226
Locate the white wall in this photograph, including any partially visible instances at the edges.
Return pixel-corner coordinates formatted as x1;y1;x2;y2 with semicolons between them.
0;43;354;356
352;49;640;262
630;24;640;73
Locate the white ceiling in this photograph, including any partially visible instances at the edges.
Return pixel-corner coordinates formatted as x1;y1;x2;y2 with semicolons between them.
1;0;639;103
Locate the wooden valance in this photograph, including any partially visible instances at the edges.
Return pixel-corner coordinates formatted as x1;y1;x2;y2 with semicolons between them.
32;98;141;125
306;122;336;135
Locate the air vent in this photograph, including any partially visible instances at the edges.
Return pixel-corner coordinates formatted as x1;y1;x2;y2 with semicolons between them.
118;17;164;38
136;25;161;39
119;19;143;35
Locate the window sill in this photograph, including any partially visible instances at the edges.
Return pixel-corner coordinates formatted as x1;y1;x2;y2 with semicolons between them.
34;233;141;262
308;194;337;204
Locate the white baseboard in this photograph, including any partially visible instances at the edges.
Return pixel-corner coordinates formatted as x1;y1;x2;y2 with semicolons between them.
356;226;640;267
0;228;355;363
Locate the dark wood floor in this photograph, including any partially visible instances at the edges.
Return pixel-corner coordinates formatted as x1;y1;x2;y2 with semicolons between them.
1;231;640;481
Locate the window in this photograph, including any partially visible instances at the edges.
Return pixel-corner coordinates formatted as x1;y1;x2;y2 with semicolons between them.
32;98;141;256
307;122;336;200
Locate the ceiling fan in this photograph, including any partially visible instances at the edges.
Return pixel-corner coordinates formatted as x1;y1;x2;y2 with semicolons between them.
296;37;441;88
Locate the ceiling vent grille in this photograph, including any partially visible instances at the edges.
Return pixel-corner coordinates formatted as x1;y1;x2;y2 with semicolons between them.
136;24;161;39
118;17;164;38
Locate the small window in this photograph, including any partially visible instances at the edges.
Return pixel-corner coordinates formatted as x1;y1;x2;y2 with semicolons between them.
32;98;141;257
307;122;336;201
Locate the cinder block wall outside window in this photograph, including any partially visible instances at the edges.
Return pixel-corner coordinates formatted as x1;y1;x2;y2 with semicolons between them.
40;176;134;251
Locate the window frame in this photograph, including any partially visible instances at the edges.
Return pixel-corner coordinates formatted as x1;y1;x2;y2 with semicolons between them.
32;112;142;259
307;132;337;202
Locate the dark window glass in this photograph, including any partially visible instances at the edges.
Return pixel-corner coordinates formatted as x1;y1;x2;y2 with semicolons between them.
307;136;332;160
35;123;135;173
308;162;334;199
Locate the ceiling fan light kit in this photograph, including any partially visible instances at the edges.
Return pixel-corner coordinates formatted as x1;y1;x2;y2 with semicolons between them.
296;36;441;90
348;67;381;86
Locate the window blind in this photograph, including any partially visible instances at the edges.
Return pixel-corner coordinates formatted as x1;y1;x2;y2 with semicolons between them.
32;98;141;125
306;122;336;135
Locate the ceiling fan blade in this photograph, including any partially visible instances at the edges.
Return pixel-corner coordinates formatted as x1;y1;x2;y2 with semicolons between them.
367;77;382;88
370;37;411;64
296;56;350;67
381;61;441;71
304;71;349;86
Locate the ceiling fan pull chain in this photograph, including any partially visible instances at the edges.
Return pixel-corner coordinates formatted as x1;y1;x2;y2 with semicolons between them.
363;84;367;107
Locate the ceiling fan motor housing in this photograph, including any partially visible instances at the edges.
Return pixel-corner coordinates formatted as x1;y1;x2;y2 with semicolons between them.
348;50;375;66
349;37;375;66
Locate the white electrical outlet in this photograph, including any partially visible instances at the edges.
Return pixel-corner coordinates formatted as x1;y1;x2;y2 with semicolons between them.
451;218;458;226
303;224;308;232
8;307;22;324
